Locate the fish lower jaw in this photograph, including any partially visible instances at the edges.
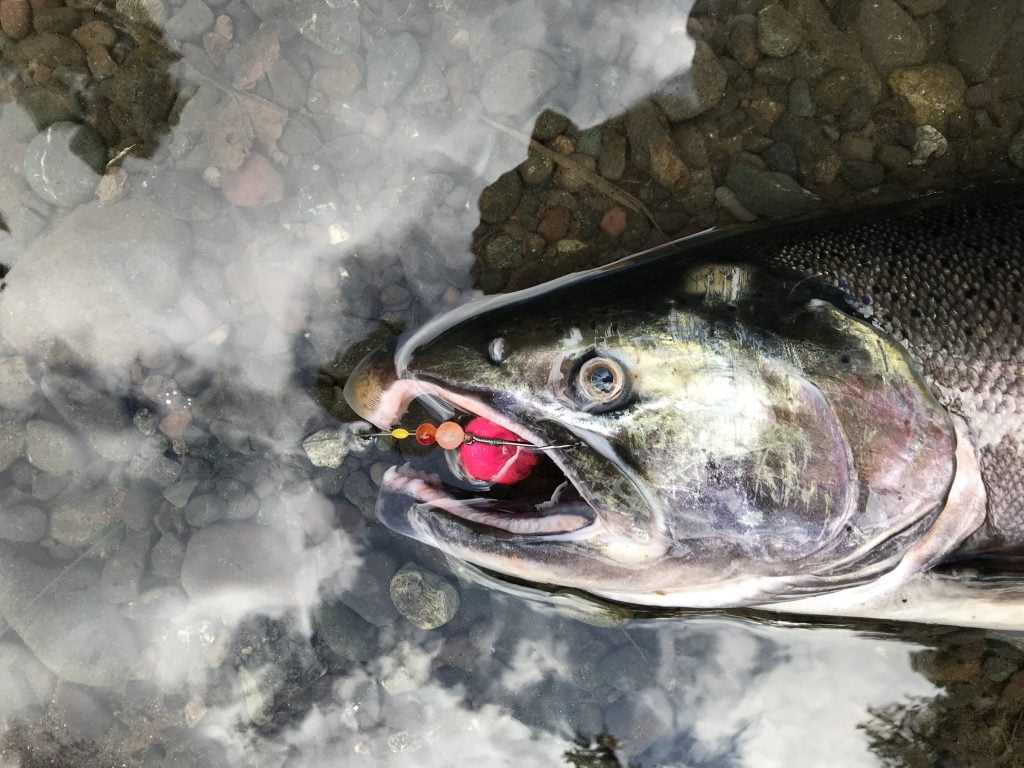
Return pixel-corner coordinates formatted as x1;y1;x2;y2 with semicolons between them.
382;463;593;536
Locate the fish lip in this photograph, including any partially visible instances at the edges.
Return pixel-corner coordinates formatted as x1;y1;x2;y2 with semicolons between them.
367;374;603;538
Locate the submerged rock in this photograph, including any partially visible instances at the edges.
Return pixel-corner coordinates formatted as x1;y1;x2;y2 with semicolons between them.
389;564;459;630
23;121;105;207
654;41;726;121
478;49;560;116
888;64;966;128
757;4;802;57
725;163;819;218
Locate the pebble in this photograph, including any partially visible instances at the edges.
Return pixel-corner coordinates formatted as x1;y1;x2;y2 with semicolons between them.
538;206;572;241
49;482;125;547
100;528;152;603
727;17;759;70
389;564;459;629
853;0;926;72
479;49;560;116
841;159;885;190
316;598;378;661
600;207;627;238
221;152;283;207
0;0;31;40
888;64;966;128
366;33;422;106
286;0;360;54
23;122;105;207
787;78;815;117
715;185;758;222
949;0;1019;83
164;0;214;40
0;503;47;542
40;372;136;461
163;476;199;508
379;640;431;694
598;131;627;180
553;153;596;193
181;523;299;601
519;152;554;185
533;110;569;140
0;642;54;724
626;102;689;190
25;419;83;474
910;124;948;165
0;419;25;473
654;41;727;120
0;540;139;686
725;162;819;218
184;493;227;527
757;4;802;57
341;470;376;513
149;531;186;578
477;170;522;224
72;19;116;47
1008;129;1024;170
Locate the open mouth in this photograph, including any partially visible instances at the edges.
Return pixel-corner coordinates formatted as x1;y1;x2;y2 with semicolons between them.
365;378;597;538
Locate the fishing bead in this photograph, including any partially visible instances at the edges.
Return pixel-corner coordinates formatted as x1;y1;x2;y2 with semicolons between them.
435;421;465;450
415;423;437;445
391;427;410;440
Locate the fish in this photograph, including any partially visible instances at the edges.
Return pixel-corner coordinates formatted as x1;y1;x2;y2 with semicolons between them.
343;183;1024;631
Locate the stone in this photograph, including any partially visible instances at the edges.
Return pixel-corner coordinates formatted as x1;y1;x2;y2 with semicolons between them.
286;0;360;54
477;170;522;224
950;0;1021;83
715;185;758;221
553;154;597;193
389;564;459;630
788;78;814;117
626;102;689;190
910;124;948;165
316;597;378;661
538;206;572;242
757;4;802;57
25;419;83;474
366;32;421;106
600;207;627;238
101;528;152;603
853;0;926;72
0;642;54;725
479;49;560;116
889;64;966;128
725;162;819;217
519;151;553;185
149;531;185;578
0;540;140;686
164;0;214;40
184;493;227;527
0;200;188;375
0;418;26;472
598;130;627;180
180;523;299;602
0;503;48;542
1;0;31;40
221;152;283;207
1009;129;1024;170
727;17;759;70
23;122;105;207
763;141;800;178
50;482;125;547
40;373;138;462
841;159;885;189
898;0;947;13
654;41;727;121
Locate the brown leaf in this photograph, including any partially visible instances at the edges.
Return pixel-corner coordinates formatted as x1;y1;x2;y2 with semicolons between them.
232;23;280;90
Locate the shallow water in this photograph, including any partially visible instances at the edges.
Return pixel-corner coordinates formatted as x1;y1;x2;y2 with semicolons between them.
0;0;1022;765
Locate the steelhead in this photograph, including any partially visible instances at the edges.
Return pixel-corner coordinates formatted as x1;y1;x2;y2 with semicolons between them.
344;184;1024;630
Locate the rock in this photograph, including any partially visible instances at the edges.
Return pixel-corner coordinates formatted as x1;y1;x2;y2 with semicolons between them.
404;59;448;105
0;200;188;375
50;482;125;547
626;102;689;190
725;162;819;217
149;531;185;578
0;540;140;686
598;130;627;180
898;0;947;13
727;17;759;70
715;185;758;221
316;598;378;661
762;141;800;178
479;49;560;116
0;642;55;724
841;159;885;189
538;206;572;242
40;373;138;462
889;64;966;128
654;41;727;121
366;33;421;106
341;469;376;513
101;528;152;603
0;503;47;542
389;564;459;630
180;523;299;602
600;207;627;238
0;418;26;472
0;0;31;40
477;170;522;224
853;0;926;72
910;124;948;165
983;653;1017;683
379;640;431;694
164;0;213;40
1009;129;1024;170
163;476;199;508
949;0;1021;83
184;493;227;527
23;122;105;207
221;152;283;207
286;0;360;54
25;419;83;474
519;151;554;185
553;153;597;193
72;19;116;48
757;4;802;57
788;78;815;117
878;143;913;168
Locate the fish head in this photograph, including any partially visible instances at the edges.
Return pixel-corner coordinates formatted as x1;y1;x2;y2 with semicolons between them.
345;258;957;607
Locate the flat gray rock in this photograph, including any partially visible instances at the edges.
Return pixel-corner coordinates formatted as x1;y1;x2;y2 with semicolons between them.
479;49;560;116
180;523;299;603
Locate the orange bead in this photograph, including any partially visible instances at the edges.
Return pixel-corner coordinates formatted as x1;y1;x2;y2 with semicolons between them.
415;423;437;445
435;421;465;450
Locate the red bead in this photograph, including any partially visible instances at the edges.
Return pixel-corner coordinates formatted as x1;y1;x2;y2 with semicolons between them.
459;417;538;484
435;421;465;450
415;423;437;445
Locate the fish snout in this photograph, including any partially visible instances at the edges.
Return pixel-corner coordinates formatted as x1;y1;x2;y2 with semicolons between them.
344;340;399;428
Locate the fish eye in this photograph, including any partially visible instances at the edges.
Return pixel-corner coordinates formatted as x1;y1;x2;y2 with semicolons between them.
487;337;507;364
576;356;631;409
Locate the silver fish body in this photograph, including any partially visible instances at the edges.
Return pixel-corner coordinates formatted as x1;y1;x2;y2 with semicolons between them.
344;184;1024;630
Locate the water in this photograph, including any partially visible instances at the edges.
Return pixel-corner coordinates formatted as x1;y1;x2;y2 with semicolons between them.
0;0;1021;765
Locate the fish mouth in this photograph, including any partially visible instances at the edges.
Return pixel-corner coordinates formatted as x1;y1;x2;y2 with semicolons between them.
344;345;600;538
